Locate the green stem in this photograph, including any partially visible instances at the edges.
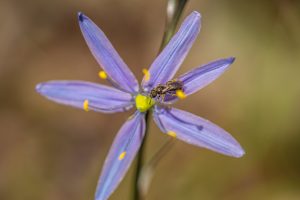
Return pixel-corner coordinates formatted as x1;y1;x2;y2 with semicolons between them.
133;1;189;199
133;111;151;200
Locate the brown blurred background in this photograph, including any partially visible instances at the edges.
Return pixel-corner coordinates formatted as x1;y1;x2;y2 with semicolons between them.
1;0;300;200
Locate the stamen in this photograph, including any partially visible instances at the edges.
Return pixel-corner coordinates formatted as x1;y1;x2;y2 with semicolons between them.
127;114;134;121
142;68;150;81
176;90;186;99
167;131;177;138
98;70;107;79
83;99;89;111
118;151;126;160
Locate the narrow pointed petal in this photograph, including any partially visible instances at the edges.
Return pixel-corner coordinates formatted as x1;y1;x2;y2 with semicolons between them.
164;57;235;102
36;81;133;113
153;107;244;157
95;111;146;200
180;57;235;95
78;12;139;93
142;11;201;90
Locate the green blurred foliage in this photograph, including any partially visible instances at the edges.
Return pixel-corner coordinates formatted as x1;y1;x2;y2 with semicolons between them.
0;0;300;200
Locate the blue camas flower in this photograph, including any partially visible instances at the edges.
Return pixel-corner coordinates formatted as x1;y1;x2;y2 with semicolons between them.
36;11;245;200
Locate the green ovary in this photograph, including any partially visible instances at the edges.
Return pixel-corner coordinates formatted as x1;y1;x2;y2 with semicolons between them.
135;94;155;112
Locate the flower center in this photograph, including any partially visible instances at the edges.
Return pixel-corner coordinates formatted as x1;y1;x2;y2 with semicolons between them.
135;94;155;112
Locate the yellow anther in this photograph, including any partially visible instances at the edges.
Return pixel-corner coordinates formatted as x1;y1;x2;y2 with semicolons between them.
176;90;186;99
167;131;177;138
118;151;126;160
142;68;150;81
98;70;107;79
83;99;89;111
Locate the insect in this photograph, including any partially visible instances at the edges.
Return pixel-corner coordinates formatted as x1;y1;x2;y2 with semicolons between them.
149;79;184;101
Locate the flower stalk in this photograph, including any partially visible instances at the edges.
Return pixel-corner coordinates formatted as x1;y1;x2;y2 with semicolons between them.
160;0;189;50
133;1;189;199
133;111;150;200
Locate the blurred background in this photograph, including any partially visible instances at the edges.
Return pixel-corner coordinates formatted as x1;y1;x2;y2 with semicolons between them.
1;0;300;199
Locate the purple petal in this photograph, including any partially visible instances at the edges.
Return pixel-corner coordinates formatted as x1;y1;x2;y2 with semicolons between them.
142;11;201;91
78;12;139;93
164;57;235;102
153;107;245;157
95;111;146;200
180;57;235;95
36;81;133;113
